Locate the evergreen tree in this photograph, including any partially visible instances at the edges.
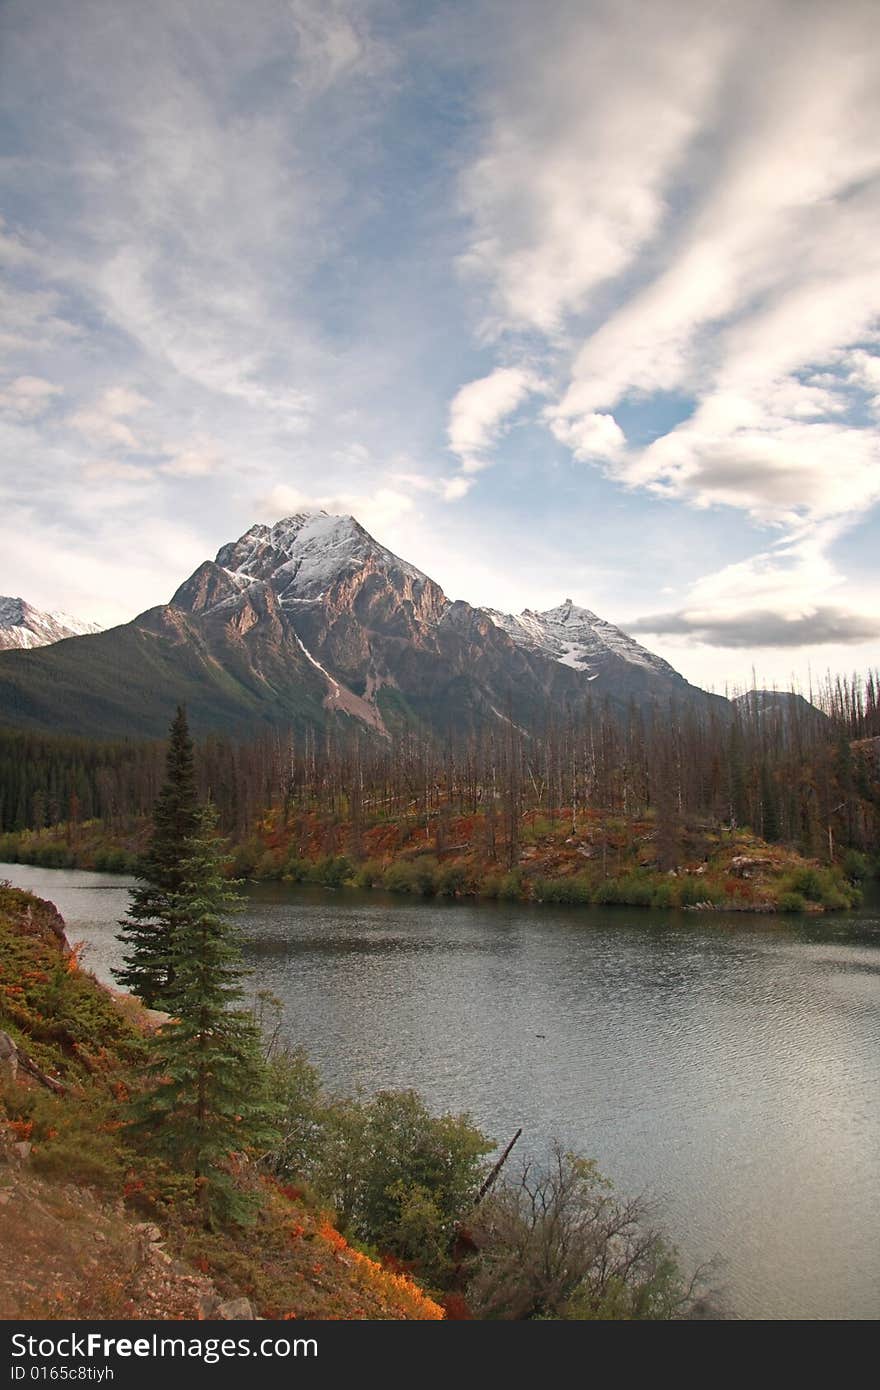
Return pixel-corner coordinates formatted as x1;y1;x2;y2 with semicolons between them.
115;706;200;1006
129;805;278;1223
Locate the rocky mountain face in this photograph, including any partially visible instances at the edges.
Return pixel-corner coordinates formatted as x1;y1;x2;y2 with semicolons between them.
0;597;101;651
0;513;727;740
483;599;684;691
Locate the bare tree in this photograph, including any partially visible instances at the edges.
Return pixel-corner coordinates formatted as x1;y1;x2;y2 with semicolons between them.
467;1141;717;1320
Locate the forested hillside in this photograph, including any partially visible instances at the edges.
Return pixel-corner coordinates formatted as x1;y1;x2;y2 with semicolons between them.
2;671;877;910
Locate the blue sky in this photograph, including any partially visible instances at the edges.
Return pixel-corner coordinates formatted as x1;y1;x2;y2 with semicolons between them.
1;0;879;692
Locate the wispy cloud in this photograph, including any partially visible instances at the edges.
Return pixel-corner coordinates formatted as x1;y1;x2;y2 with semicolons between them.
453;0;880;667
447;366;542;473
0;374;63;420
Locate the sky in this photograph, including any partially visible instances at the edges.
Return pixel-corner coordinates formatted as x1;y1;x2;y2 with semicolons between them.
1;0;879;694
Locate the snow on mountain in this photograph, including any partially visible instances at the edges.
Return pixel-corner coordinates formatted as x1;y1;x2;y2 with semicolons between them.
483;599;679;680
0;597;102;651
214;512;429;605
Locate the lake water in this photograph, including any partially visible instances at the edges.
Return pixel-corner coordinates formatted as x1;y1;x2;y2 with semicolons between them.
3;861;879;1320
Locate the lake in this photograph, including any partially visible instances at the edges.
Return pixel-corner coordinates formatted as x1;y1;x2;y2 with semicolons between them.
3;861;879;1320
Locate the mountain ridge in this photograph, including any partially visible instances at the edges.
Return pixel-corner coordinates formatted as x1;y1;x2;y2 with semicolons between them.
0;597;101;652
0;512;729;740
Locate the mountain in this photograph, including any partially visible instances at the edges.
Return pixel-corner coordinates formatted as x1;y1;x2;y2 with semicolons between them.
483;600;683;693
0;513;727;740
732;689;827;726
0;597;101;651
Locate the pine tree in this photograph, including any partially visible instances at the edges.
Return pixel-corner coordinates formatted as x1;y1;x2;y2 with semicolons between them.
129;805;278;1223
115;706;200;1006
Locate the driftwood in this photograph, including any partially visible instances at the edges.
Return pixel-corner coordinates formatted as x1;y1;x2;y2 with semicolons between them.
0;1029;66;1095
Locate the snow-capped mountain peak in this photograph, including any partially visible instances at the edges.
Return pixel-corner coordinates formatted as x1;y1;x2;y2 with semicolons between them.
483;601;679;679
0;597;102;651
214;511;429;602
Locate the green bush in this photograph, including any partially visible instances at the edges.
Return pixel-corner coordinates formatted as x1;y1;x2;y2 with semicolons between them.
354;858;384;888
306;854;352;887
784;865;859;909
778;891;806;913
282;853;310;882
538;875;592;905
842;849;872;882
479;872;502;899
786;867;825;901
267;1053;493;1284
497;870;524;901
255;848;284;880
383;858;438;895
613;873;655;907
228;839;263;877
436;864;466;896
592;878;622;905
677;877;718;907
650;882;676;909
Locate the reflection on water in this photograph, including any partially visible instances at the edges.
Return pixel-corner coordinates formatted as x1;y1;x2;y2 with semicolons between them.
3;862;879;1320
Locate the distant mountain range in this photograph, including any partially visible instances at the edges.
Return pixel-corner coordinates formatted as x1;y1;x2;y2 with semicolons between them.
0;513;729;740
0;597;101;652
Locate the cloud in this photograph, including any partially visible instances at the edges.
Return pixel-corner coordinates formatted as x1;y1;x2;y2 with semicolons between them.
548;410;625;462
454;0;880;670
630;415;880;525
159;440;220;478
0;375;63;420
288;0;389;97
260;482;415;539
82;459;153;483
442;476;473;502
629;605;880;649
447;366;542;472
459;1;731;335
69;387;150;451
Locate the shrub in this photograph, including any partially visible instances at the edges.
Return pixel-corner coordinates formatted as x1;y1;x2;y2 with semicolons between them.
354;858;384;888
467;1142;711;1320
383;861;423;894
786;867;825;902
843;849;872;882
783;865;859;909
306;854;352;887
497;870;524;901
255;848;284;880
538;875;592;905
282;853;310;882
678;877;719;907
592;878;622;905
436;864;466;896
650;882;676;909
267;1058;493;1285
479;873;502;899
613;873;655;907
229;839;263;877
778;891;806;913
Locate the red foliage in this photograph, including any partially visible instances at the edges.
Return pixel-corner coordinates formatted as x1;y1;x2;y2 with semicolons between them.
440;1293;473;1321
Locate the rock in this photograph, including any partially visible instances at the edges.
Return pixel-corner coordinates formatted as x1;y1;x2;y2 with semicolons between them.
13;1142;31;1163
135;1222;163;1244
197;1294;222;1320
0;1031;19;1082
218;1297;256;1320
